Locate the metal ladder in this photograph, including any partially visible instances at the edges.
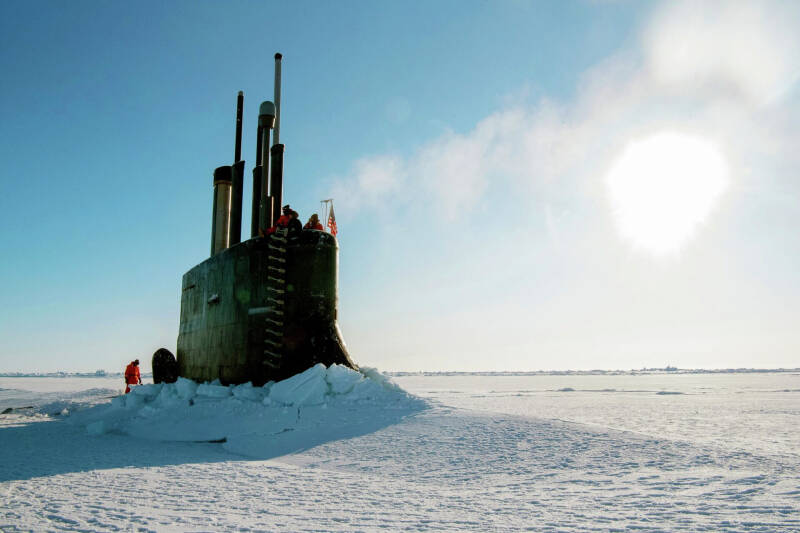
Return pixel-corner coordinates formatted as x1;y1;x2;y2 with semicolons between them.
263;227;288;368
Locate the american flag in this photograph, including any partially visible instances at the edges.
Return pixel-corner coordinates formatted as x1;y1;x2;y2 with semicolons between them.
327;204;338;236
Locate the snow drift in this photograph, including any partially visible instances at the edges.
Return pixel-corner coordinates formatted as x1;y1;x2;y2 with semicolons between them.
67;364;427;459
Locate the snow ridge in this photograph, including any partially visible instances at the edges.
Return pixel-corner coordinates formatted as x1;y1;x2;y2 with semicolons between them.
67;364;428;459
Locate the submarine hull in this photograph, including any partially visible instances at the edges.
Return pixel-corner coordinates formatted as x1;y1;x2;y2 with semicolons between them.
177;230;356;385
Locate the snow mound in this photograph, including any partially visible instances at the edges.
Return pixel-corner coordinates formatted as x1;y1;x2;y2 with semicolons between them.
175;377;198;399
231;382;265;401
67;365;427;459
269;363;329;406
327;363;363;394
196;383;231;398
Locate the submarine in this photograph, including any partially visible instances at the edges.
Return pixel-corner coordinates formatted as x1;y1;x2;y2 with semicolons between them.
152;53;357;386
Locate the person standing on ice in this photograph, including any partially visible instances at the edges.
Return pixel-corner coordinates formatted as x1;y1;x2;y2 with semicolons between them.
124;359;141;394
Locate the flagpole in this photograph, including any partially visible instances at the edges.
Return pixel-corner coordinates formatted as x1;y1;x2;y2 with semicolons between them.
320;198;333;234
326;199;337;237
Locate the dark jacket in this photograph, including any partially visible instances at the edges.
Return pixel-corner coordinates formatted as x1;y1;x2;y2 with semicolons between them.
288;217;302;236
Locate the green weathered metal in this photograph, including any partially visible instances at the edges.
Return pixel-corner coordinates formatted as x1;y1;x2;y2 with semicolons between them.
177;230;356;385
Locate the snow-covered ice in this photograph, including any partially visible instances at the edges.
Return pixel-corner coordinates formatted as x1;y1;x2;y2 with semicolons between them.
1;369;798;531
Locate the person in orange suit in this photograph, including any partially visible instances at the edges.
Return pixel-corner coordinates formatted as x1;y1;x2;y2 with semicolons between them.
124;359;142;394
263;205;294;236
304;213;323;230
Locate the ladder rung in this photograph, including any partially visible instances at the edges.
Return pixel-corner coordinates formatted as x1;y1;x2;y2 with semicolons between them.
264;339;281;347
268;266;286;274
268;245;286;253
265;318;283;326
268;256;286;263
268;309;284;316
262;356;280;367
265;328;282;337
267;297;284;305
268;276;285;284
267;287;285;294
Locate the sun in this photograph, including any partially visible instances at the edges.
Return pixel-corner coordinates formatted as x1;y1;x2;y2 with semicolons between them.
606;132;729;255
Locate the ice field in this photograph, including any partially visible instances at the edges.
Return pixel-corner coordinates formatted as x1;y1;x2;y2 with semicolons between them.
1;369;798;531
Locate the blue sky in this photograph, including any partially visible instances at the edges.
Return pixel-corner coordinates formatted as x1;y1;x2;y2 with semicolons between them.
1;0;798;373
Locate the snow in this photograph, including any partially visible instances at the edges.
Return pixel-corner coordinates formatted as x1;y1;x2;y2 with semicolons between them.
52;364;424;458
1;370;798;531
268;363;329;406
195;382;232;398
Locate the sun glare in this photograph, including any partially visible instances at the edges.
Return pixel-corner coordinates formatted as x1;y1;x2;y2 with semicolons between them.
606;132;729;255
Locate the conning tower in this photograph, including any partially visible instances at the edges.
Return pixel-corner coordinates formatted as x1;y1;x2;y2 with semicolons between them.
155;54;356;386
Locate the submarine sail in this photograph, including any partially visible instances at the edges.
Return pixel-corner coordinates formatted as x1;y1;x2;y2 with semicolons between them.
154;54;357;386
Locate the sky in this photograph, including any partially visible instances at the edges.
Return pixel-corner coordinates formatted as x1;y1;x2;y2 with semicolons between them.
1;0;798;373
